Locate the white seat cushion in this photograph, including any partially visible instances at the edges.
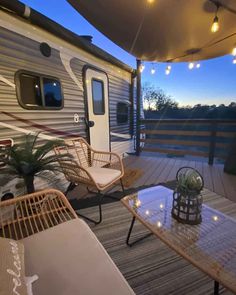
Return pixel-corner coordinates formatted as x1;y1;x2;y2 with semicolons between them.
87;167;121;186
22;218;135;295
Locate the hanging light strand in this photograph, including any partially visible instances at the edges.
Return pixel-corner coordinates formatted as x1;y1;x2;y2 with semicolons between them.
150;63;156;74
165;64;171;75
211;3;220;33
139;63;145;73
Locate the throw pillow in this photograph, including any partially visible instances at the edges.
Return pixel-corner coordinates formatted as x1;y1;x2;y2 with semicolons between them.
0;237;28;295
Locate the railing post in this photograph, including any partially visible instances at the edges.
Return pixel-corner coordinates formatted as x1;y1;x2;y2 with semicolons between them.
136;59;141;156
208;121;217;165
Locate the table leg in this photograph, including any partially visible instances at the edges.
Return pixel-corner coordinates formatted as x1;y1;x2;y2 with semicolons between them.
126;216;153;247
214;281;219;295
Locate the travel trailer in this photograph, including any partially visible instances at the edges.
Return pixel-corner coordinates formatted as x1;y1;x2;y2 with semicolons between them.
0;0;137;196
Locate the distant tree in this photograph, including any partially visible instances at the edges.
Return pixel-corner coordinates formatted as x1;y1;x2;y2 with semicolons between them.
229;102;236;108
142;82;157;110
155;91;178;111
142;82;178;111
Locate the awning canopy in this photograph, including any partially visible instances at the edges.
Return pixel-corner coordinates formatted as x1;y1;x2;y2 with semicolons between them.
67;0;236;62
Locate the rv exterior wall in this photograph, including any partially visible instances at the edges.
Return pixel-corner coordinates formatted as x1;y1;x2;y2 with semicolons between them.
0;10;135;197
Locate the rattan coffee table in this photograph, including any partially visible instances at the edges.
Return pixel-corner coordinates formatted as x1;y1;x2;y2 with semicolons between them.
121;185;236;295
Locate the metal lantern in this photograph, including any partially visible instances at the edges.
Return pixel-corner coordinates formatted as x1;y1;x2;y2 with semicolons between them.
171;167;204;225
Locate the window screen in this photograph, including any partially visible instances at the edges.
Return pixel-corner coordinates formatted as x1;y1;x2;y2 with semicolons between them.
16;71;63;109
92;79;105;115
117;102;129;124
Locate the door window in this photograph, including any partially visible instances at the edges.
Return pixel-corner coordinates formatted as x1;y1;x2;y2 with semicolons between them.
91;79;105;115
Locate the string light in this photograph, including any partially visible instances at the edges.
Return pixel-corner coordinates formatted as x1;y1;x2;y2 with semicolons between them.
165;65;171;75
151;63;156;74
230;46;236;64
188;62;195;70
140;63;145;73
211;16;219;33
151;68;156;74
211;3;220;33
196;63;201;68
232;47;236;56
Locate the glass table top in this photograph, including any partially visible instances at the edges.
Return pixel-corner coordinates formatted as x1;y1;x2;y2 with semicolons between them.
121;185;236;293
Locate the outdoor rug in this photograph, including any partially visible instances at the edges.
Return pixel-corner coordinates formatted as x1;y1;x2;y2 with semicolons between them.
78;190;236;295
69;180;176;210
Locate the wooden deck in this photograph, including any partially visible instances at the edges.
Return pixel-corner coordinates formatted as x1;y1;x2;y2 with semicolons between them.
122;155;236;202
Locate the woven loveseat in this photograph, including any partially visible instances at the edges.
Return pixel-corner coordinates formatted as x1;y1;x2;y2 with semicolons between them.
0;189;135;295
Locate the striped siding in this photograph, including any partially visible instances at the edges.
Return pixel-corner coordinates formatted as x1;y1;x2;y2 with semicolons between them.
0;15;134;196
0;26;86;142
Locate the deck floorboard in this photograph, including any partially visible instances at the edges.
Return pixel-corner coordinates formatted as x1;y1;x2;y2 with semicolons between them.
123;155;236;202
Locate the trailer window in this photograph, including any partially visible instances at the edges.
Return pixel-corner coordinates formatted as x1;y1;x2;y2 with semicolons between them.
117;102;129;124
91;79;105;115
43;78;62;107
16;71;63;110
19;74;43;107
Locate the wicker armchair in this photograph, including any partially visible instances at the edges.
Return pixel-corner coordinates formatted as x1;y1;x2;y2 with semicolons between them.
0;189;77;240
54;137;125;224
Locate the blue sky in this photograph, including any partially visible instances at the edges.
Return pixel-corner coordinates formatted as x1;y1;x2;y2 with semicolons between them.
21;0;236;107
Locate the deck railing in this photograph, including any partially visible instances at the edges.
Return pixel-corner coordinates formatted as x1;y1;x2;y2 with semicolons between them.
139;119;236;165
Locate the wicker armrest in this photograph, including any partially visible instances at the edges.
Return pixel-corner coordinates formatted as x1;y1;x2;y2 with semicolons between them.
0;189;77;240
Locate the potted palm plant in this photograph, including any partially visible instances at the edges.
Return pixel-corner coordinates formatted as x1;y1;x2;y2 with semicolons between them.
0;133;72;194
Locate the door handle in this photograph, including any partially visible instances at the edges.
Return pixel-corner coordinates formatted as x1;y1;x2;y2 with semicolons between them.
84;118;95;128
88;120;95;127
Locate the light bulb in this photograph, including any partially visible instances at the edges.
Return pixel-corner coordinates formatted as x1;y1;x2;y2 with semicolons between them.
211;16;219;33
165;69;170;75
147;0;154;3
151;68;156;75
196;63;201;68
232;47;236;56
140;64;145;73
233;57;236;64
165;65;171;75
188;62;195;70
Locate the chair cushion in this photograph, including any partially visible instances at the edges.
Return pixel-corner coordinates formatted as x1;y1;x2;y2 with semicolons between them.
22;219;135;295
87;167;121;186
0;237;28;295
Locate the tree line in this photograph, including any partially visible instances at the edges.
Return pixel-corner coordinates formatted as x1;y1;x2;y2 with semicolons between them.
142;82;236;119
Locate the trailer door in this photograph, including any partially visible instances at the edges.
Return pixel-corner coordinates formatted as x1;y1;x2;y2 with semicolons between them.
84;68;110;151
